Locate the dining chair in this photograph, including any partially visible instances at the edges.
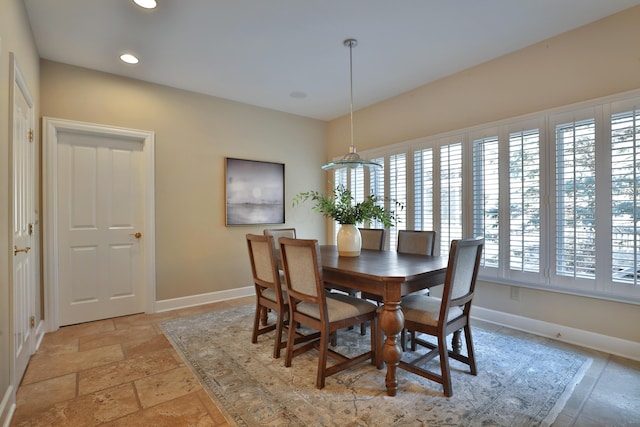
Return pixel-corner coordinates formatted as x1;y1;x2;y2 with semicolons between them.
246;233;290;358
396;229;438;348
263;228;296;267
279;237;378;389
358;227;386;334
359;227;386;251
397;237;484;397
397;230;437;255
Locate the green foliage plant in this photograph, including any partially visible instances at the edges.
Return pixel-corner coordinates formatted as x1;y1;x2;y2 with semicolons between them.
293;184;402;227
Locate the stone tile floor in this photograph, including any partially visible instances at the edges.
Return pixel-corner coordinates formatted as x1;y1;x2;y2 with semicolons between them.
10;296;640;426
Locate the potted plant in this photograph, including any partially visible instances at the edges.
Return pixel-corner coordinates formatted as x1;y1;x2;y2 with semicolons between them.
293;184;402;256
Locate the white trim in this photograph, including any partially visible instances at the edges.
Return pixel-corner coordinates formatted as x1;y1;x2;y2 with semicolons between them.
34;320;45;351
472;306;640;362
0;385;15;427
155;286;254;313
42;117;156;331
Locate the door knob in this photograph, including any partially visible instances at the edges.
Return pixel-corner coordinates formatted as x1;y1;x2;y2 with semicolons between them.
130;232;142;239
14;246;31;256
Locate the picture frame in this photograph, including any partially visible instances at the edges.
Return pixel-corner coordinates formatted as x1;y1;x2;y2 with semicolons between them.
225;157;285;225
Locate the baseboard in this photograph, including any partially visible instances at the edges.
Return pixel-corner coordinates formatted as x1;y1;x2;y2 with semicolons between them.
154;286;254;312
0;385;15;427
472;306;640;362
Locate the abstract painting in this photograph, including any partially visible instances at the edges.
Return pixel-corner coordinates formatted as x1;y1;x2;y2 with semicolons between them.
225;157;285;225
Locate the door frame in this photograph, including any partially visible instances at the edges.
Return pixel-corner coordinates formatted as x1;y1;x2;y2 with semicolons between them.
43;117;156;331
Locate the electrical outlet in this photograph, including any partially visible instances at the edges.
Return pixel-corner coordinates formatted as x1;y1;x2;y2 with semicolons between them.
510;286;520;301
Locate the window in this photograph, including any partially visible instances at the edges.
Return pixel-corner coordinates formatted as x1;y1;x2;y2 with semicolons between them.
414;148;434;232
611;107;640;286
369;156;386;229
509;128;541;274
388;153;407;250
338;90;640;304
472;136;499;268
440;143;463;257
555;118;596;280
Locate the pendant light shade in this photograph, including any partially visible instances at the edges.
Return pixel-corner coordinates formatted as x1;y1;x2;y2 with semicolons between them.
322;39;382;171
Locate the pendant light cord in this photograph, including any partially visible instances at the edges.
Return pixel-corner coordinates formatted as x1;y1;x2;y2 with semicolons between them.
347;39;356;154
349;40;356;152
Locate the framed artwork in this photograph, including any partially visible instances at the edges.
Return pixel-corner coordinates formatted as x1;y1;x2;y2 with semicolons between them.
225;157;285;225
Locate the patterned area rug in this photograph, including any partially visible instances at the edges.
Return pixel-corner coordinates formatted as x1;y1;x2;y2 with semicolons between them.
160;305;591;427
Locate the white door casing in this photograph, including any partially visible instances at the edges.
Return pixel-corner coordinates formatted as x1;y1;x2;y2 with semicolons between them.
43;118;156;329
10;53;36;384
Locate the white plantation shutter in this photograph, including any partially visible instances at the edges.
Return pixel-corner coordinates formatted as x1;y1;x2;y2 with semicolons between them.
332;168;348;242
350;168;365;204
414;148;434;232
509;129;540;273
369;156;386;229
389;153;407;250
334;168;348;190
555;119;596;279
440;143;463;258
348;92;640;302
472;136;499;268
611;107;640;286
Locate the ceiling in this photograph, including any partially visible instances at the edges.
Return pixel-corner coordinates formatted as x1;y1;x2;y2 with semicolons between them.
23;0;640;121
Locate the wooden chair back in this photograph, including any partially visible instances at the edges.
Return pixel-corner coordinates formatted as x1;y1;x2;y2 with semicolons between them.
279;237;323;304
439;237;484;323
397;230;436;255
264;228;296;266
359;228;386;251
247;233;281;292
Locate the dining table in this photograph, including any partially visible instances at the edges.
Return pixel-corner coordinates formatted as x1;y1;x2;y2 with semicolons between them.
320;245;448;396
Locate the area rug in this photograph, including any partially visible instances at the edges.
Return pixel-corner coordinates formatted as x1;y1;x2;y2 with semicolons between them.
160;305;591;427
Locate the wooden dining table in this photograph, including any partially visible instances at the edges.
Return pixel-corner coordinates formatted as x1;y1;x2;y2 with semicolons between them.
320;245;448;396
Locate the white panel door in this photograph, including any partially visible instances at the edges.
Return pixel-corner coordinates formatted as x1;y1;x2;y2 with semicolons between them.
57;132;145;326
11;56;35;383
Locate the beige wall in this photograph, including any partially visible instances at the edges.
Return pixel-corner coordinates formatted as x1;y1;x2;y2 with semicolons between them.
328;6;640;344
40;61;327;301
0;0;41;422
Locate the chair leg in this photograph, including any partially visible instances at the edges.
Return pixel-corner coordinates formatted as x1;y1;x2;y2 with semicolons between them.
316;330;329;389
463;325;477;375
273;312;285;359
251;304;262;344
438;334;453;397
400;328;407;351
410;330;417;351
284;315;297;368
370;316;377;367
376;318;384;369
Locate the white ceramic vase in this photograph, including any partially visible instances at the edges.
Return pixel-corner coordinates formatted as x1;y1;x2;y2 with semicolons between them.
337;224;362;257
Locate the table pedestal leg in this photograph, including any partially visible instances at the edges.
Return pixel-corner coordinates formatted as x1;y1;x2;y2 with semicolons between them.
452;329;462;354
260;307;268;326
379;302;404;396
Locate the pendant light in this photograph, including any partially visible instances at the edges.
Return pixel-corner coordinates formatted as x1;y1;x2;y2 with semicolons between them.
322;39;382;171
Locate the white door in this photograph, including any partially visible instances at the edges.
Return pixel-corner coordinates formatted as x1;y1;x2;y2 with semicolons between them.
56;131;146;326
44;119;156;330
11;54;36;383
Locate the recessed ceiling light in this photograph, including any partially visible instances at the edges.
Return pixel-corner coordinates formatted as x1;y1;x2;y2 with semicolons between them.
133;0;157;9
120;53;139;64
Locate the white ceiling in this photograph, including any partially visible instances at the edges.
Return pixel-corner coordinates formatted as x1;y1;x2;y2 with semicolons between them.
23;0;640;121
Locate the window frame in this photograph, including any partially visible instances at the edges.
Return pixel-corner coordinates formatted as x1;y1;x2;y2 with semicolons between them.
329;89;640;305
